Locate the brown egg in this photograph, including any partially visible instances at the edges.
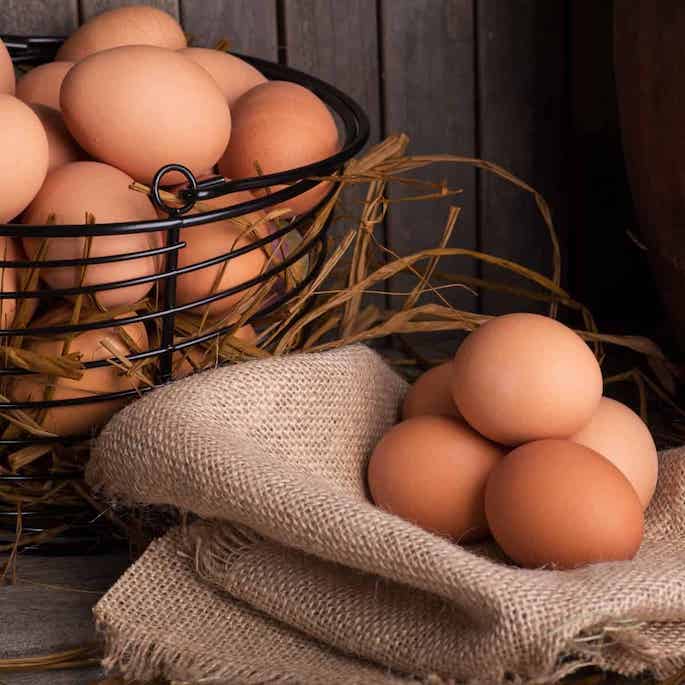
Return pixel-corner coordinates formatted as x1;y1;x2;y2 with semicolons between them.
570;397;658;509
56;5;186;62
485;440;644;569
9;308;148;436
402;361;461;420
0;40;14;95
61;45;231;184
22;161;162;310
179;48;266;107
452;314;603;446
0;95;49;222
16;61;73;110
368;415;505;542
175;203;267;319
0;238;39;327
218;81;339;215
234;323;257;345
173;325;257;378
29;104;87;172
0;237;22;328
170;189;270;319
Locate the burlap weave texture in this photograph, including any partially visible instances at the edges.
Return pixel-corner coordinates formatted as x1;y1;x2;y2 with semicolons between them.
89;345;685;684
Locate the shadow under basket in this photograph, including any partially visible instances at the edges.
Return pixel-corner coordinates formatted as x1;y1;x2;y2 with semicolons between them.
0;36;369;555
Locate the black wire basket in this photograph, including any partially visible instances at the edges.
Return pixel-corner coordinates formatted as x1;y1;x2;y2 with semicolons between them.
0;36;369;555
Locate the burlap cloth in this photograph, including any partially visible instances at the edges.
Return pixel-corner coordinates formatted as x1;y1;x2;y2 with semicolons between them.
87;345;685;684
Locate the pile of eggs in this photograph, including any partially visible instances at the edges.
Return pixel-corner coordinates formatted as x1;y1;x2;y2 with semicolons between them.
368;313;657;570
0;5;340;437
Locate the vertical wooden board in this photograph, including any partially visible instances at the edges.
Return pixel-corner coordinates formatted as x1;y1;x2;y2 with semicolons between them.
180;0;278;59
380;0;478;326
477;0;568;316
80;0;180;21
0;0;78;33
283;0;381;145
283;0;383;312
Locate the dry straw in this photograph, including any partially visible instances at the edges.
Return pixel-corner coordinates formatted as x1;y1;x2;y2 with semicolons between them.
0;644;100;674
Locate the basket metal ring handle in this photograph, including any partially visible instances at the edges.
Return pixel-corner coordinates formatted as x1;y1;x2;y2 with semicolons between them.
151;164;198;216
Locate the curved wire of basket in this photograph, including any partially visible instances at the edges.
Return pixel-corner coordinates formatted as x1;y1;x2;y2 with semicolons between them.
0;36;370;553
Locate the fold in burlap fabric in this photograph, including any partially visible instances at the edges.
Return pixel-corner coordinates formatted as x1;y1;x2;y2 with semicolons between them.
96;527;409;684
89;345;685;684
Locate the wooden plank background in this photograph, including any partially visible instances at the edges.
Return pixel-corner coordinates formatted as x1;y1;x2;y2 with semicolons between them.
0;0;596;323
381;0;478;323
3;0;660;337
477;0;567;314
4;0;658;336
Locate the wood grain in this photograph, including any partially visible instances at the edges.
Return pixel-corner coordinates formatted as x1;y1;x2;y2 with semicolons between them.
0;551;130;685
180;0;278;59
283;0;382;314
79;0;180;21
380;0;478;330
0;0;78;34
4;668;104;684
283;0;381;145
477;0;568;315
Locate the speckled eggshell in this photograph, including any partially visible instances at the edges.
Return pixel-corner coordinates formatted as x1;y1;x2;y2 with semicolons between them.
452;313;603;445
9;307;149;436
218;81;339;216
0;95;49;222
179;48;266;107
570;397;659;509
368;415;505;542
402;361;461;420
22;161;161;310
485;439;644;569
30;104;87;172
61;45;231;184
0;40;15;95
16;61;73;110
56;5;187;62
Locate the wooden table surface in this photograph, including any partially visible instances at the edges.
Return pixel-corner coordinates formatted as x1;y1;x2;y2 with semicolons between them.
1;550;130;685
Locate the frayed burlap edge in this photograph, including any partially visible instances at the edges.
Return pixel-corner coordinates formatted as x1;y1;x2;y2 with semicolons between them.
94;530;415;685
180;521;685;685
